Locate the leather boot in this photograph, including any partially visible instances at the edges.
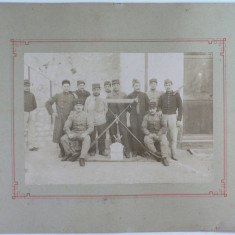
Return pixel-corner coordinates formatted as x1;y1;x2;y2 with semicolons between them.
171;155;178;161
79;158;85;167
162;157;169;166
61;153;72;161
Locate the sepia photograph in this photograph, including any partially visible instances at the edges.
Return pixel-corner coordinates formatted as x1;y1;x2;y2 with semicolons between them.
24;52;213;185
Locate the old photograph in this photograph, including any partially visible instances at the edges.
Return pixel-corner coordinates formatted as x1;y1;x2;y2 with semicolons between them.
24;52;213;185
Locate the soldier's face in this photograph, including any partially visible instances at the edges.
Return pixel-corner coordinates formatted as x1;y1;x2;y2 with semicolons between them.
149;107;157;115
133;83;141;92
93;88;100;96
150;82;157;90
24;85;30;92
74;104;83;112
62;83;70;93
164;83;172;92
104;85;111;93
78;84;85;90
113;83;120;92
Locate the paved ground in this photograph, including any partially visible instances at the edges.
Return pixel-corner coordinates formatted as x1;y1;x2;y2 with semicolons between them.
25;143;213;185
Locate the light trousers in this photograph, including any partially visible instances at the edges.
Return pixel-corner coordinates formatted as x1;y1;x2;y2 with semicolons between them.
144;134;169;159
24;111;37;148
162;114;178;156
60;133;91;159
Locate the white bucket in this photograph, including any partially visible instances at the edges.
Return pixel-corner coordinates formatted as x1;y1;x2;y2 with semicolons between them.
110;142;124;160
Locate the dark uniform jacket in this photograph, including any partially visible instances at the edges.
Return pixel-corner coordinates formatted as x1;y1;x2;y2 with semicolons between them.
157;91;183;121
73;89;90;105
127;91;150;122
24;91;37;112
45;92;75;143
142;113;167;136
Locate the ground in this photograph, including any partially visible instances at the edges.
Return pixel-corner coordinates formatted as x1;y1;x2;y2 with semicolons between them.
25;143;213;185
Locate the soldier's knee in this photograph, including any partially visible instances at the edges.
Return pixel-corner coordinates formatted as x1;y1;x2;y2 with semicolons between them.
84;135;91;143
144;135;153;144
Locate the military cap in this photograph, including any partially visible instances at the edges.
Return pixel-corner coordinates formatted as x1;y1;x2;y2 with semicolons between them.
149;78;158;84
62;80;71;85
104;81;111;86
164;79;173;85
132;78;140;86
92;83;101;89
149;102;157;109
24;80;30;86
112;79;120;85
77;80;85;85
73;98;83;105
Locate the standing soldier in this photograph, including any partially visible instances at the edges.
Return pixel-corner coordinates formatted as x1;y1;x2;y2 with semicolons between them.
104;80;112;95
73;80;90;105
24;79;38;151
84;83;108;156
60;99;94;166
157;79;183;161
142;102;169;166
127;79;150;157
45;80;75;158
146;78;163;107
107;79;131;158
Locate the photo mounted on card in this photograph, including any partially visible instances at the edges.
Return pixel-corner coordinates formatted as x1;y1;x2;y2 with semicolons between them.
12;39;225;198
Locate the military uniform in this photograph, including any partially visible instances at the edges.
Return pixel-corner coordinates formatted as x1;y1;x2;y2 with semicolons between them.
107;90;131;156
45;92;75;144
84;84;108;155
127;89;150;155
73;89;90;105
158;81;183;159
24;80;38;150
60;110;94;159
142;112;169;160
146;90;163;106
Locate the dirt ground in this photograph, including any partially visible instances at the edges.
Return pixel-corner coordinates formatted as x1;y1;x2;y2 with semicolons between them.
25;142;213;185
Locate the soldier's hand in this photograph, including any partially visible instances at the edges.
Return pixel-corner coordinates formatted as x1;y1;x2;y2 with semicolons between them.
80;133;87;139
68;133;74;139
157;110;162;116
152;134;159;140
134;97;138;103
176;121;181;127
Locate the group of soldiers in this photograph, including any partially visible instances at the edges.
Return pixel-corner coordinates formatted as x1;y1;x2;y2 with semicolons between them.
24;77;182;167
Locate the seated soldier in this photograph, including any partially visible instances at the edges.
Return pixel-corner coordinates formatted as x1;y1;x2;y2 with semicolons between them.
60;99;94;166
142;102;169;166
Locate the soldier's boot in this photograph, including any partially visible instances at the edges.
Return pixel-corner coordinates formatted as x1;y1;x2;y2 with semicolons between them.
61;153;72;161
79;158;85;167
143;151;151;159
99;151;108;157
171;154;178;161
90;152;96;156
58;151;65;158
162;157;169;166
68;152;80;162
124;148;131;158
132;152;137;158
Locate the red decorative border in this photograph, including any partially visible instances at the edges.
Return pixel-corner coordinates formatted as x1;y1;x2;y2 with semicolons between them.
11;38;227;199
